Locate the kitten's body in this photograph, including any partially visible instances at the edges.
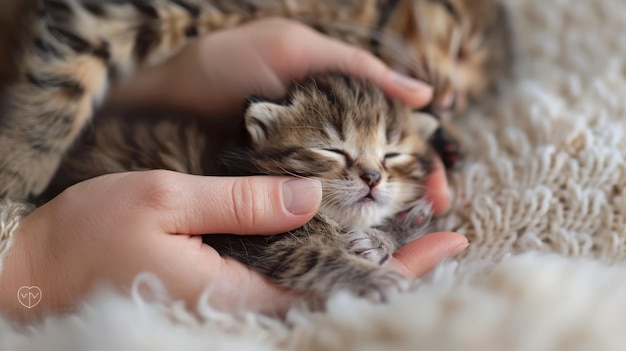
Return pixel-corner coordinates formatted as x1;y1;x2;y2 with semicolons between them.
48;73;436;300
0;0;512;200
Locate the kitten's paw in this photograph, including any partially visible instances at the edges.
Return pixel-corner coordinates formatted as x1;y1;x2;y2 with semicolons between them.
395;202;432;226
377;200;433;246
429;126;464;171
350;269;411;303
345;228;395;265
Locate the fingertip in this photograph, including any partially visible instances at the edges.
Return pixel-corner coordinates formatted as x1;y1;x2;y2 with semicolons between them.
391;232;468;277
396;232;468;259
435;232;470;256
281;178;322;216
383;71;434;109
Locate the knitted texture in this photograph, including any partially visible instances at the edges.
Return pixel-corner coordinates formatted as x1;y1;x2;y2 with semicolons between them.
3;0;626;350
436;0;626;264
0;199;33;274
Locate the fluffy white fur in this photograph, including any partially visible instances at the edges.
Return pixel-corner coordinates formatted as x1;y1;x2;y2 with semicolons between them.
4;0;626;349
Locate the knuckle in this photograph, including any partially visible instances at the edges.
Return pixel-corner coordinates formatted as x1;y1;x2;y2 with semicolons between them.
229;177;269;233
348;47;376;72
262;20;315;60
137;170;182;211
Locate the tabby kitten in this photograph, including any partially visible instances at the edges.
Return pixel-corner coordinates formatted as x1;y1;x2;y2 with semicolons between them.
0;0;512;201
47;73;438;301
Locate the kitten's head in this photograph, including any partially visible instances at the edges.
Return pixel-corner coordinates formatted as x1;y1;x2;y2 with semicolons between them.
383;0;513;118
239;74;438;228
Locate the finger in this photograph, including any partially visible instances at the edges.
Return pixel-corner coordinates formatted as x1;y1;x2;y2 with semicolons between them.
424;156;451;214
303;35;433;109
389;232;468;277
141;235;301;315
208;255;304;314
129;171;322;235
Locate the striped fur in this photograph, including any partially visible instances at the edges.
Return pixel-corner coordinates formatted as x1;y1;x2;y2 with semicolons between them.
46;73;436;301
0;0;511;200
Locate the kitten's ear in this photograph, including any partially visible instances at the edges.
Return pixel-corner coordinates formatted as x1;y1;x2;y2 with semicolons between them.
411;112;440;140
244;101;287;144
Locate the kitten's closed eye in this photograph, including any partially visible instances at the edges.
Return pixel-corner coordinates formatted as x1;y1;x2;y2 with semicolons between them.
319;150;406;163
323;148;349;157
384;153;400;159
383;152;414;166
318;148;354;167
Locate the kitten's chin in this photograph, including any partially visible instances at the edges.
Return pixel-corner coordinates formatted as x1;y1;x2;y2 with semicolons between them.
321;201;392;229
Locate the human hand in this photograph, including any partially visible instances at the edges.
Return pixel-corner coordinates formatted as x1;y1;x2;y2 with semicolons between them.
0;171;466;319
5;17;463;319
109;17;434;119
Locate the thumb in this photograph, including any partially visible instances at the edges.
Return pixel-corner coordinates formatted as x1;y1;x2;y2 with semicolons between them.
141;172;322;235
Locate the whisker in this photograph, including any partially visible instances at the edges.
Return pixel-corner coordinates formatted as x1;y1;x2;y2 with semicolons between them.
287;126;327;131
273;161;315;181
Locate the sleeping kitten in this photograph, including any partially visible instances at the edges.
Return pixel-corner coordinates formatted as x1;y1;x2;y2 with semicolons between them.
0;0;512;201
45;73;439;301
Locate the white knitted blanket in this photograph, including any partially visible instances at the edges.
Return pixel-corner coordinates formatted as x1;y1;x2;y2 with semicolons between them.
4;0;626;349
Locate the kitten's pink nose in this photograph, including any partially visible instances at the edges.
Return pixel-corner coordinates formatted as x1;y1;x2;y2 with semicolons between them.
360;169;381;189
